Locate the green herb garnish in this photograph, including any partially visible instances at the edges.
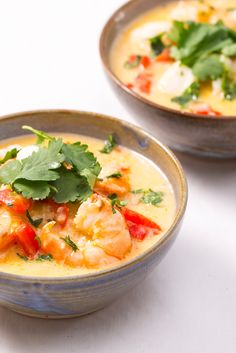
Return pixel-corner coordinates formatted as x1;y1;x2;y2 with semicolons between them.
221;75;236;100
149;34;165;57
108;193;128;214
107;171;122;179
26;210;43;228
0;126;101;203
124;55;142;69
36;254;53;261
61;235;78;252
0;148;19;165
100;134;117;154
17;253;28;261
132;189;164;207
172;82;200;107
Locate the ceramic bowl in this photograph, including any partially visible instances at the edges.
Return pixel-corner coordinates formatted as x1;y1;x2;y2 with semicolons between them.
99;0;236;158
0;109;187;319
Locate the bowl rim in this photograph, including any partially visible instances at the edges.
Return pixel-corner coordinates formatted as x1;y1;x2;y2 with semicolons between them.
0;109;188;283
99;0;236;121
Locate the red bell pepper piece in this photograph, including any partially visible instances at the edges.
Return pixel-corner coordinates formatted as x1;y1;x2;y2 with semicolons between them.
123;208;161;230
140;56;151;68
135;73;152;94
14;222;39;257
127;222;149;240
191;104;222;116
0;189;31;214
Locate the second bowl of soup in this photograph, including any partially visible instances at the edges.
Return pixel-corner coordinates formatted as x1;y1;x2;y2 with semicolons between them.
100;0;236;158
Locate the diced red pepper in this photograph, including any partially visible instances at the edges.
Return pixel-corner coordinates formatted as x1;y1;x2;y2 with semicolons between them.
135;73;152;94
0;189;31;214
127;222;149;240
140;56;151;68
123;208;161;230
129;54;139;63
14;222;39;257
156;48;174;63
125;83;134;89
191;104;222;116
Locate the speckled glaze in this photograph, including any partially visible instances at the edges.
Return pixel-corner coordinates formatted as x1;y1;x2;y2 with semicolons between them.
0;110;187;319
99;0;236;159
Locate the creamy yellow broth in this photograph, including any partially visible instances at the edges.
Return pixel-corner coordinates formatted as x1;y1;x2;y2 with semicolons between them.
111;0;236;115
0;134;176;277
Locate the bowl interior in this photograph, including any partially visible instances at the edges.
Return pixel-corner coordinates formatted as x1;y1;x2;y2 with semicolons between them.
0;109;187;279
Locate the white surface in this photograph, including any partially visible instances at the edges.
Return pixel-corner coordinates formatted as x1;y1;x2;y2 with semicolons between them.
0;1;235;352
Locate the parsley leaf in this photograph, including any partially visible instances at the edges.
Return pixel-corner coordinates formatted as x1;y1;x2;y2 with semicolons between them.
192;55;225;81
0;148;19;165
171;82;200;107
51;166;92;203
108;193;128;214
36;254;53;261
149;34;165;57
26;210;43;228
100;134;117;154
222;43;236;57
22;125;53;144
132;189;164;206
61;235;78;252
107;171;122;179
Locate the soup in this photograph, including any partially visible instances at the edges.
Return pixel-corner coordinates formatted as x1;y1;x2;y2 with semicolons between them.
0;126;176;276
111;0;236;116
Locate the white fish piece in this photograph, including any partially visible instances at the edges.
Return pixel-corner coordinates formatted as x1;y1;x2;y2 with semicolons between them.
131;21;171;51
16;145;39;160
158;61;195;96
171;1;197;21
0;144;22;160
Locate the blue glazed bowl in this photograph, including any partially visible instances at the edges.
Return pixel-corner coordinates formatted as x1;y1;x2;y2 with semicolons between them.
0;110;187;318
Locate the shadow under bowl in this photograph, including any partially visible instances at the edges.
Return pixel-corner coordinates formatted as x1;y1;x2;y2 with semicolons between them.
0;109;187;318
99;0;236;159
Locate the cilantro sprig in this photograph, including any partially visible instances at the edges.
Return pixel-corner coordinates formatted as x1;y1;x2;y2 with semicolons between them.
61;235;78;252
0;148;19;165
172;82;200;107
100;134;117;154
0;126;101;203
108;193;128;214
26;210;43;228
132;189;164;207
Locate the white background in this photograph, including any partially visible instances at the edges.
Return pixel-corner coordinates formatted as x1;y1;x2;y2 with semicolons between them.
0;1;235;352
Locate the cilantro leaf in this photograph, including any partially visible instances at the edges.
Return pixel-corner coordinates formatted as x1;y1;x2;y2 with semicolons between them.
61;235;78;252
132;189;164;206
0;148;19;165
222;43;236;57
17;253;28;261
26;210;43;228
36;254;53;261
62;142;101;188
100;134;117;154
171;82;200;107
221;75;236;100
108;193;128;214
192;55;225;81
124;55;142;69
149;34;165;57
14;179;51;200
0;159;22;184
22;125;53;144
107;171;122;179
51;167;92;203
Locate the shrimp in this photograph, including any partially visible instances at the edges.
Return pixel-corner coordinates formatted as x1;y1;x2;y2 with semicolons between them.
40;194;132;268
74;194;131;260
40;221;84;267
0;208;15;251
